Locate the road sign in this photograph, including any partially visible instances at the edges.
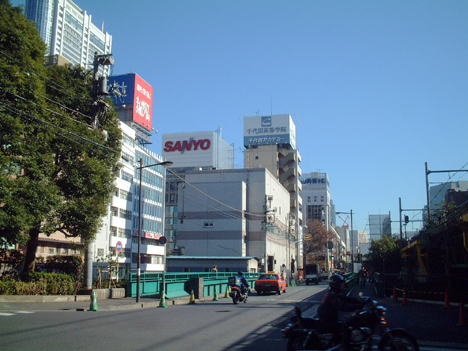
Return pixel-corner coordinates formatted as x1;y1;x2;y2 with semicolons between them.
158;236;167;245
116;241;123;252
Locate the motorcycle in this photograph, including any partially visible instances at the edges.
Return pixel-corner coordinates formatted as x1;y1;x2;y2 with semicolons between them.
229;285;248;304
282;297;419;351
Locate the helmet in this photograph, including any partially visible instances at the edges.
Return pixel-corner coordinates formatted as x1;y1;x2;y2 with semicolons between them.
237;271;243;276
329;274;345;291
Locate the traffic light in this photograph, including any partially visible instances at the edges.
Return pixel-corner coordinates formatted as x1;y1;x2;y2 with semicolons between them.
404;215;409;224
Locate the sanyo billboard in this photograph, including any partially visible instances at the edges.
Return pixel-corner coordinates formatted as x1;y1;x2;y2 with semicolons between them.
162;131;234;169
243;114;296;149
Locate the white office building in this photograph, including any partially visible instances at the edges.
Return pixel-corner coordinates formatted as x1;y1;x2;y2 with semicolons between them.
94;122;168;277
25;0;112;72
171;168;295;277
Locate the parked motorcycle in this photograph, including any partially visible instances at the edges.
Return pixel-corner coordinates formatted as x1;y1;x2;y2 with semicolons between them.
282;297;419;351
229;285;248;304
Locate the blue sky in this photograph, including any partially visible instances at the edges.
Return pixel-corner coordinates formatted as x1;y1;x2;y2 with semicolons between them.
13;0;468;234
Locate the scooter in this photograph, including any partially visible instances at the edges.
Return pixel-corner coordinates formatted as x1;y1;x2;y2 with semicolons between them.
229;285;248;304
282;297;419;351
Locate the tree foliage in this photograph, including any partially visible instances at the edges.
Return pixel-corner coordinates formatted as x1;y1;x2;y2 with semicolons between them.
0;1;122;273
367;235;402;274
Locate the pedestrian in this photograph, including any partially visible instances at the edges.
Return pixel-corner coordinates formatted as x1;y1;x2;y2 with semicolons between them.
358;267;367;288
211;265;218;273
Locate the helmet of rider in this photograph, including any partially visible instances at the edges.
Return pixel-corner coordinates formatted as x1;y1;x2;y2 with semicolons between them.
237;271;243;276
329;274;345;291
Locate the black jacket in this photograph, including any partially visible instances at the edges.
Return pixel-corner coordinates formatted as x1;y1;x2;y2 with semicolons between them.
317;289;363;325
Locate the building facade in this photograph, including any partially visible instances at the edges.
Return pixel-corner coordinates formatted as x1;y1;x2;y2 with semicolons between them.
25;0;112;73
94;122;168;277
368;214;392;241
161;130;235;254
243;114;303;270
174;168;295;277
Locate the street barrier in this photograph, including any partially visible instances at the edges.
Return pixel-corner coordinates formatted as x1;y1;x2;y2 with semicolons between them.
444;290;450;308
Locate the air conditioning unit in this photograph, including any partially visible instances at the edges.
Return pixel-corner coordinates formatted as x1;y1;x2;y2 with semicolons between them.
290;227;296;234
266;214;275;223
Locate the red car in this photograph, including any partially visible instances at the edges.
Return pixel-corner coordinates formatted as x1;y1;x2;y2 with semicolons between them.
254;273;287;295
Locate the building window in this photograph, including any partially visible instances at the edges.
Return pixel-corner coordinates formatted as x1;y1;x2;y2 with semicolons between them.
204;222;214;228
119;209;133;220
314;196;317;202
114;188;119;197
321;196;324;202
110;226;117;236
308;196;311;203
111;207;118;217
97;248;104;257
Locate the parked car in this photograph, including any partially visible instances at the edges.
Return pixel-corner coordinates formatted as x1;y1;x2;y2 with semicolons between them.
254;273;287;295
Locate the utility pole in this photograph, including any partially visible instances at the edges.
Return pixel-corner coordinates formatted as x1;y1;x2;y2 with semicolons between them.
84;52;115;290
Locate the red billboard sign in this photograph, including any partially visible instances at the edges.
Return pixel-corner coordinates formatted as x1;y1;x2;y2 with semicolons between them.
133;74;153;131
108;73;153;131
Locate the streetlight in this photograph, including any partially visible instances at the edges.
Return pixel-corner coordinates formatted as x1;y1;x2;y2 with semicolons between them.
336;210;354;272
136;158;173;303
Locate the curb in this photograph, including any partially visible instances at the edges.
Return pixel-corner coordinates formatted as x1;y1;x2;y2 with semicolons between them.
0;295;90;303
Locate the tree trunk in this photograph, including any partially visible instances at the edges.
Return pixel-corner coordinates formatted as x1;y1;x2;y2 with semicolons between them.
23;227;40;274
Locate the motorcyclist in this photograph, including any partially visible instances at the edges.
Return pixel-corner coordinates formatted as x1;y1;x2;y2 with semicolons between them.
235;271;249;295
317;274;364;350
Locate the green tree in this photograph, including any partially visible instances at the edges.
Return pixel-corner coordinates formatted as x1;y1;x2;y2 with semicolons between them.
0;1;122;273
367;235;401;274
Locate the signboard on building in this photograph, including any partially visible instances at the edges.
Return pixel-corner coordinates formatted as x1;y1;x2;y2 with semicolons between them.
243;114;296;149
108;73;153;131
162;131;234;168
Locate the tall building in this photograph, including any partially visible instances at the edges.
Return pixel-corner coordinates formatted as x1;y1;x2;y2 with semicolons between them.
25;0;112;72
300;172;331;229
92;73;167;277
243;114;303;269
94;123;168;276
161;130;235;254
368;213;391;241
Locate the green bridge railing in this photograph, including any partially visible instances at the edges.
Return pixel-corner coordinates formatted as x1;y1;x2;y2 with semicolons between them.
127;272;260;299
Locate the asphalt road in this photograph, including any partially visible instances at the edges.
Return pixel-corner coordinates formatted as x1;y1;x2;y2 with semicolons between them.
1;282;467;351
0;284;327;351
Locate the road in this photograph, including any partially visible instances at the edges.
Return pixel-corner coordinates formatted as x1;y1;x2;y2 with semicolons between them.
1;283;467;351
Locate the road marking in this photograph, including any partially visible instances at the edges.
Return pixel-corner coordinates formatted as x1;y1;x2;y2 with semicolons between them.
0;312;16;316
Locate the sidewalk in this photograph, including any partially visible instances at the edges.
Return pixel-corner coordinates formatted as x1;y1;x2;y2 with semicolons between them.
0;294;196;312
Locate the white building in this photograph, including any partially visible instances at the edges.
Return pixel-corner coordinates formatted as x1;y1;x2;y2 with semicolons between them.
94;122;168;276
25;0;112;73
172;168;295;277
243;114;303;270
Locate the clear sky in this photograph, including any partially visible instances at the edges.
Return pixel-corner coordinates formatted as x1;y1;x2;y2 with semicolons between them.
12;0;468;234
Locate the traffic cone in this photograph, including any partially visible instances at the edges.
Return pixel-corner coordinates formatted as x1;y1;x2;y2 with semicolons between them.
188;290;196;304
457;301;467;327
213;287;219;301
224;286;230;298
88;290;99;311
444;290;450;308
401;290;408;306
158;289;167;308
392;287;398;301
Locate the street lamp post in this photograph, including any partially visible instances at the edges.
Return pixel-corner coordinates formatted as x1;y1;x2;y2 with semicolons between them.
136;158;173;303
336;210;354;272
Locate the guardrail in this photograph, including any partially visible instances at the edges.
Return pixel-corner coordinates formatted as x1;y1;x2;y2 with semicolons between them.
127;272;260;299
